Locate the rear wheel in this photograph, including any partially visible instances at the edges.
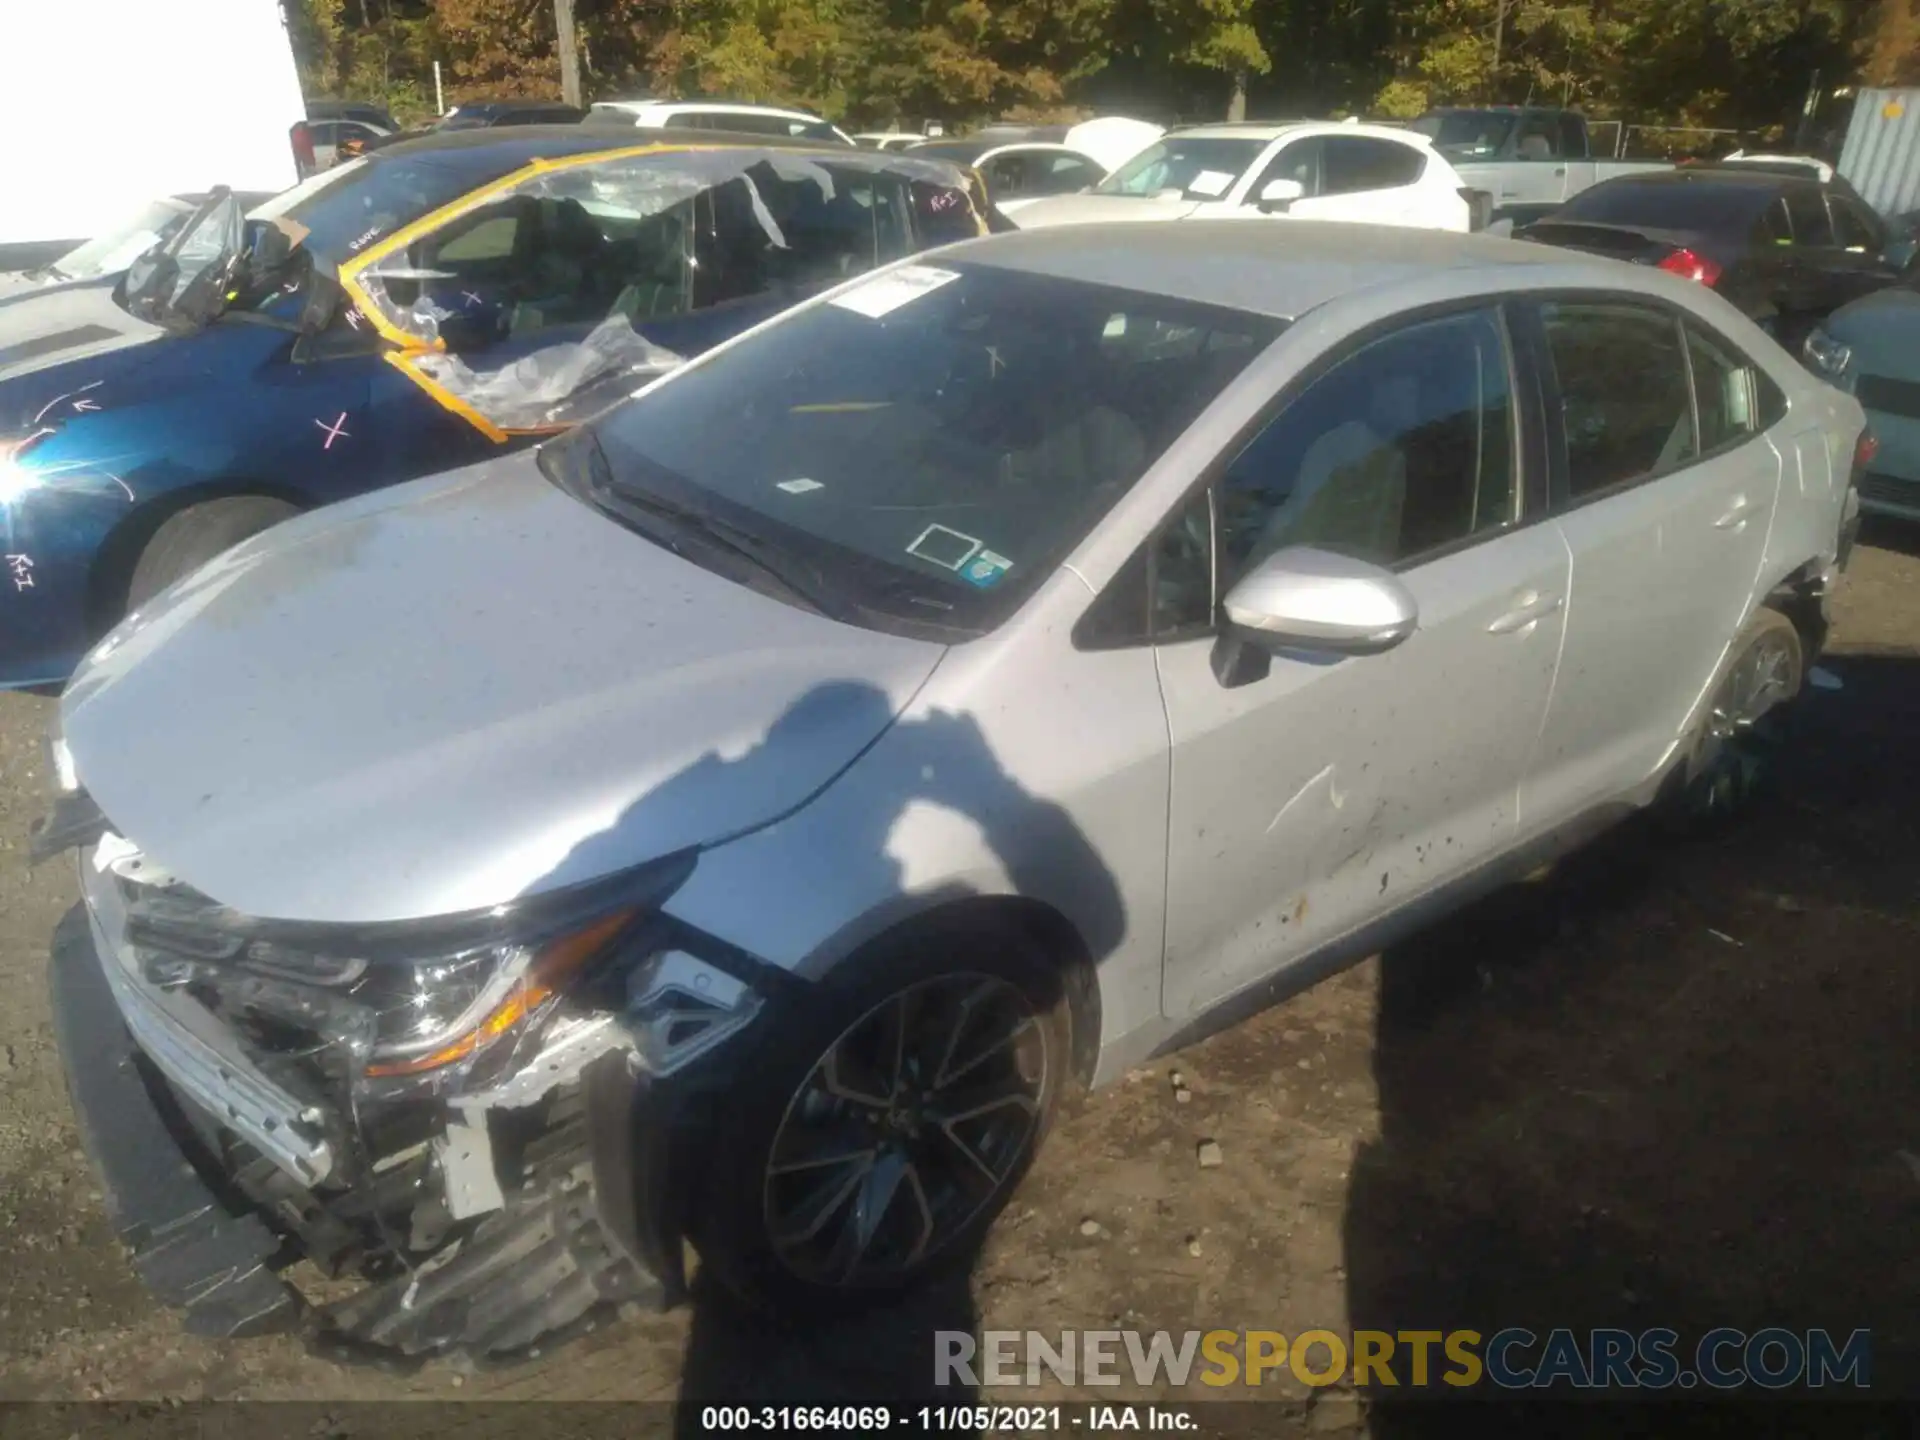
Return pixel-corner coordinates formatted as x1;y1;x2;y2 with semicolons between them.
693;924;1071;1314
126;496;299;609
1676;607;1804;824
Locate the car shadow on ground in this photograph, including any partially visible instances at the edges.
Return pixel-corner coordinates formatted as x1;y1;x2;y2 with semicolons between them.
1345;650;1920;1431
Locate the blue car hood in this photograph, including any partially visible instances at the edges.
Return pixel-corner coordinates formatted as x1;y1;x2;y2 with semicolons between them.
1825;287;1920;380
60;455;948;924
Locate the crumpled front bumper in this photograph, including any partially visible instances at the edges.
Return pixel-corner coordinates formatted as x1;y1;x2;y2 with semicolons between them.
47;895;706;1362
48;905;297;1338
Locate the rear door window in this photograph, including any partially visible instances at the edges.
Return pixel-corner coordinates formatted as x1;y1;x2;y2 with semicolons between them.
1540;301;1696;500
1685;324;1759;454
1040;155;1103;194
1320;137;1425;193
1783;184;1834;247
1830;196;1883;254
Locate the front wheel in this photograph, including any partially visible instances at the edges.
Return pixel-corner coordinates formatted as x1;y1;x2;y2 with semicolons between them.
1676;607;1804;824
126;496;299;609
692;924;1071;1314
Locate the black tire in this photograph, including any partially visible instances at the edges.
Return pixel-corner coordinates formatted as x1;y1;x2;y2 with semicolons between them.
125;496;299;609
1672;606;1804;827
691;919;1073;1315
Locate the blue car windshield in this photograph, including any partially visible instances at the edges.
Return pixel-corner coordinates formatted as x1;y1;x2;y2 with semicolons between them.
251;150;531;266
564;262;1284;636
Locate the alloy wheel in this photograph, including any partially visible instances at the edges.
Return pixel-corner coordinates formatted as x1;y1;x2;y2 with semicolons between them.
1690;626;1800;816
763;972;1049;1287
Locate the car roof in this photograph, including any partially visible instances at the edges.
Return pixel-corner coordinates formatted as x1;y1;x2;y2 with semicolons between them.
614;100;828;120
1600;166;1802;192
375;122;846;165
1168;120;1424;145
940;220;1582;320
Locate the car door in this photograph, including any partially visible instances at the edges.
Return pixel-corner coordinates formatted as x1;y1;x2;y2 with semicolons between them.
1506;113;1569;210
1152;305;1569;1017
1824;194;1901;310
1288;136;1432;227
1777;181;1840;343
1521;299;1782;822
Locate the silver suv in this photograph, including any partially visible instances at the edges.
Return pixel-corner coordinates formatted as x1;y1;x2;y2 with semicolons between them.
40;221;1864;1360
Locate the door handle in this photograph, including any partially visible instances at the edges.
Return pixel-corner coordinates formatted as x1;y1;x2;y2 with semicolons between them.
1714;495;1764;529
1487;592;1565;634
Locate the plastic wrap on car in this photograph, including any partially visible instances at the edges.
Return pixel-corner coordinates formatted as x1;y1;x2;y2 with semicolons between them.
343;145;985;435
409;314;686;432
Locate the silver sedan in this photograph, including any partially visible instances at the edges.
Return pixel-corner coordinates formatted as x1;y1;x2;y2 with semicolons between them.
42;220;1865;1354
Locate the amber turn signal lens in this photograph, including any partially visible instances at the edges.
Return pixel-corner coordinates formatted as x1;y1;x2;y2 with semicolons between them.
363;908;635;1078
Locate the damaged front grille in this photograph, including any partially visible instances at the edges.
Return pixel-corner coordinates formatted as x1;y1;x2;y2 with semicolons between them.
72;839;678;1363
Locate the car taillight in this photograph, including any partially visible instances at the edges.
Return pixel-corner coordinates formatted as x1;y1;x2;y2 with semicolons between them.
289;121;316;175
1854;429;1879;476
1656;247;1723;286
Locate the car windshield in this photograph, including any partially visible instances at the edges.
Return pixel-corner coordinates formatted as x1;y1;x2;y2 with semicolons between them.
250;152;522;265
38;197;195;281
554;261;1284;636
1093;137;1266;199
1410;112;1517;158
1551;178;1774;232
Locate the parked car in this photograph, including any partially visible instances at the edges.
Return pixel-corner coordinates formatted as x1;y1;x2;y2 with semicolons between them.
589;100;853;145
1805;288;1920;521
0;191;274;298
433;99;586;129
1010;121;1473;233
1411;106;1670;229
902;136;1108;216
855;131;925;151
0;130;988;690
37;220;1862;1359
1519;166;1917;350
294;103;399;175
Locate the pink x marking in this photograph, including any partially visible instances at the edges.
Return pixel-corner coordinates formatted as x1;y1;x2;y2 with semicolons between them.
315;412;351;450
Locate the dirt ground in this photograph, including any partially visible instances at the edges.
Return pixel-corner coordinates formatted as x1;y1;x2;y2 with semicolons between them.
1;525;1916;1433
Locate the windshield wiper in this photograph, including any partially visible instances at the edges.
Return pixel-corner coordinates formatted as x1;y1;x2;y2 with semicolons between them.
614;486;845;620
540;429;842;620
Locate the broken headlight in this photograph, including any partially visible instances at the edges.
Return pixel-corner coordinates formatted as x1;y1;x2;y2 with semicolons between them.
127;852;697;1095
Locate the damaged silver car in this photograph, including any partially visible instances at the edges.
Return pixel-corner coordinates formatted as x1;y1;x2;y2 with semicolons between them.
39;221;1864;1363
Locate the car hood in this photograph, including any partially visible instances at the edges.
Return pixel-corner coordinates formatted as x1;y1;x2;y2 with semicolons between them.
0;279;163;384
1008;192;1204;229
60;454;948;925
1824;287;1920;377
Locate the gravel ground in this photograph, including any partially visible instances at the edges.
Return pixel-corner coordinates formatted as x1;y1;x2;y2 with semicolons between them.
0;525;1915;1434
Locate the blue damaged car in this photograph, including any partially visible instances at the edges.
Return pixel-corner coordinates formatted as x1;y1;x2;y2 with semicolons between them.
0;127;990;688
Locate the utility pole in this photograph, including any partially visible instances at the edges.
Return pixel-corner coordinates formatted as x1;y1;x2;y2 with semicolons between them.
555;0;582;107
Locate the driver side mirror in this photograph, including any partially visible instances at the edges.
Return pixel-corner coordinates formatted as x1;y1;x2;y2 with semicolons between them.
1257;178;1306;214
1222;546;1418;654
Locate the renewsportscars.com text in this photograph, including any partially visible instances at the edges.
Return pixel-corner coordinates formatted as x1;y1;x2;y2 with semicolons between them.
937;1327;1872;1391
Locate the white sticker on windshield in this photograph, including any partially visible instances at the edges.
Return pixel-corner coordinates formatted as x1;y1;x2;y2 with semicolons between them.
1188;170;1235;198
777;477;824;494
906;524;982;571
830;264;961;320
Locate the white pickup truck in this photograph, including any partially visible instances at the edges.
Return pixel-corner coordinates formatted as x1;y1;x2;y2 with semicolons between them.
1409;107;1670;231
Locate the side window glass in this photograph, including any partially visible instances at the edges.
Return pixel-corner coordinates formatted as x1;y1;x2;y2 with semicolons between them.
698;165;911;300
1250;139;1320;201
986;155;1029;197
1755;197;1790;248
1043;157;1102;194
1216;308;1516;577
1756;369;1789;428
1832;198;1881;254
1559;115;1587;157
1517;119;1556;160
1541;302;1694;500
1784;186;1834;247
1685;324;1757;453
1320;137;1424;194
1153;488;1214;633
